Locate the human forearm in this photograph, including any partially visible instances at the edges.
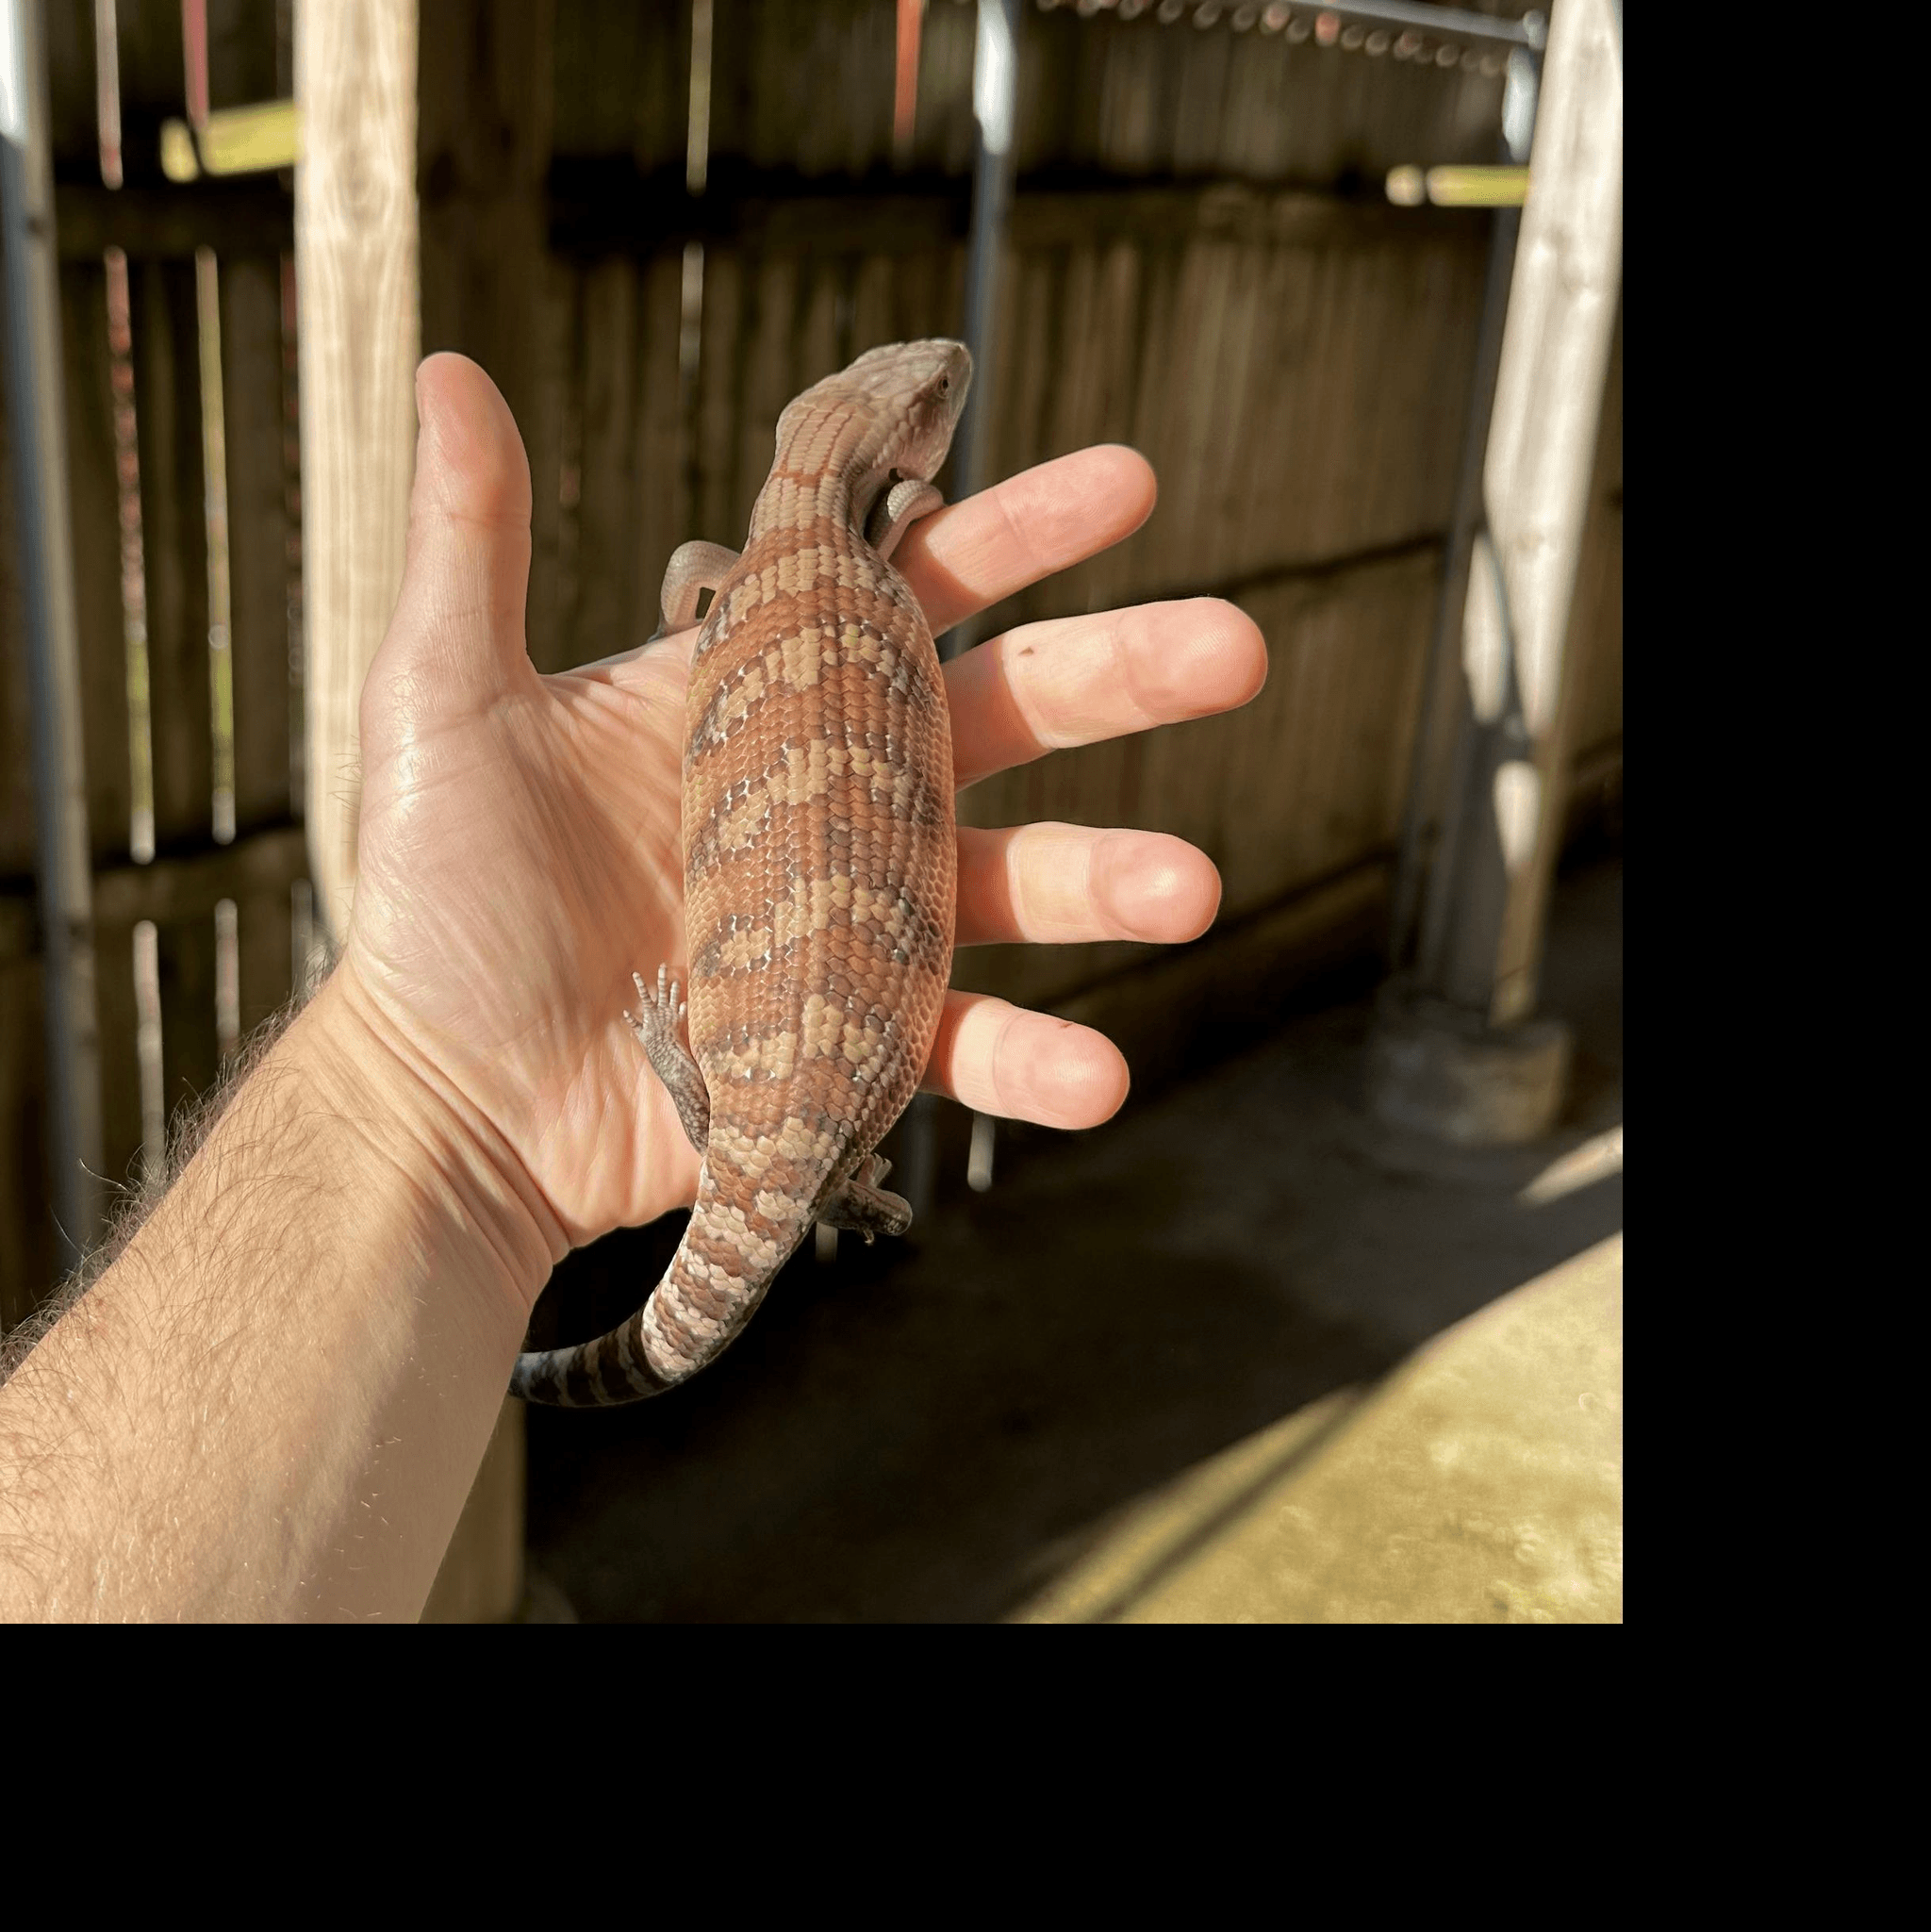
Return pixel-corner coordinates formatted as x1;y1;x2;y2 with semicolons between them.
0;975;557;1622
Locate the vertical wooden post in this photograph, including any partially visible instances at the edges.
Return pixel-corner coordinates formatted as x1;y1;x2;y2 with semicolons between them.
409;0;557;1620
1370;0;1621;1148
1423;0;1623;1026
294;0;417;935
296;0;526;1620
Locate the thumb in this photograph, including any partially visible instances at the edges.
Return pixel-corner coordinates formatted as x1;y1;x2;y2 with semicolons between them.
373;354;535;706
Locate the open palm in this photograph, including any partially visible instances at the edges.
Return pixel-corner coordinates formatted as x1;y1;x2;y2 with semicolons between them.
337;356;1265;1249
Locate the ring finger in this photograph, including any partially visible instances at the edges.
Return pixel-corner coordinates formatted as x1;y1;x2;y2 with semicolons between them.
954;823;1221;948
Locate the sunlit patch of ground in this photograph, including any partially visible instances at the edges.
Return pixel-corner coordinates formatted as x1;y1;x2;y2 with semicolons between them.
524;854;1622;1623
1014;1231;1621;1623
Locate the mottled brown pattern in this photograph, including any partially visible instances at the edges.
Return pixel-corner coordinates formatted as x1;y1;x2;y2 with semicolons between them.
512;340;971;1408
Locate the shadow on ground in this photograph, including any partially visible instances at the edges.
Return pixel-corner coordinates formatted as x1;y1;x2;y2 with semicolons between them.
521;851;1622;1623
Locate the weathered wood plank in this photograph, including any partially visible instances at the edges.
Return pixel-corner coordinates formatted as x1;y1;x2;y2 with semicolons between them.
735;248;799;532
631;248;692;652
418;0;555;429
693;243;747;548
107;0;190;186
794;254;841;396
550;0;689;174
48;255;146;1207
297;0;419;933
419;0;559;685
206;0;281;110
133;256;213;852
40;1;99;170
90;821;305;931
234;877;296;1043
55;185;294;263
91;914;143;1197
1564;298;1622;766
569;256;640;669
0;332;37;879
58;260;133;867
550;170;1490;263
157;911;220;1134
0;823;309;966
906;0;977;175
523;256;578;674
220;255;295;835
0;956;57;1325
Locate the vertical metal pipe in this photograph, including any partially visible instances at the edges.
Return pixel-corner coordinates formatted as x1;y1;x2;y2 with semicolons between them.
1386;203;1517;973
902;0;1020;1229
1411;5;1621;1022
1388;43;1540;975
2;0;106;1274
944;0;1016;664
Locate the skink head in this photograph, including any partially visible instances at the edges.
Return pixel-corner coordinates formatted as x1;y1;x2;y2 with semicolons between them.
780;339;973;522
846;338;972;483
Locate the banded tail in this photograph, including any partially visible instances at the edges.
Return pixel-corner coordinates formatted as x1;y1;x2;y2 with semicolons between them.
509;1136;844;1407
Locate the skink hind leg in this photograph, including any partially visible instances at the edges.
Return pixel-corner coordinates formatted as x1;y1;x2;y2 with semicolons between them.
650;540;740;641
627;965;709;1155
818;1173;914;1244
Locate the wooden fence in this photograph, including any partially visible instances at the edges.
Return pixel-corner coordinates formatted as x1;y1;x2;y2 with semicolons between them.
2;0;1621;1430
2;3;301;1323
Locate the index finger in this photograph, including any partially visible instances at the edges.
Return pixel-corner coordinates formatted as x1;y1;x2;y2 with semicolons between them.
895;445;1158;636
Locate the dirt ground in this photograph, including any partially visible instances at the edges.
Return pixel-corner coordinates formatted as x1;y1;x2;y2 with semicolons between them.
519;848;1623;1623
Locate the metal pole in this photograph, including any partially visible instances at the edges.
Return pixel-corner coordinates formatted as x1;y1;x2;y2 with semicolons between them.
1364;3;1618;1147
1389;41;1539;975
1;0;105;1278
946;0;1017;659
900;0;1019;1230
1387;204;1518;972
1413;2;1621;1023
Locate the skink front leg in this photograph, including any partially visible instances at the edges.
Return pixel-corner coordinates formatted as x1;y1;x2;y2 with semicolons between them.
650;540;741;641
866;480;945;563
626;966;709;1156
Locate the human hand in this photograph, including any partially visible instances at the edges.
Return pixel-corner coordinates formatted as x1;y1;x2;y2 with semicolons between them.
333;355;1265;1270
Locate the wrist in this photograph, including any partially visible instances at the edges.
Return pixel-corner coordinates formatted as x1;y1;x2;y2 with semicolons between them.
300;970;563;1321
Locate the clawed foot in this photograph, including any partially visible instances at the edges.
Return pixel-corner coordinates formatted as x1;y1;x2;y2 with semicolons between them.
818;1176;914;1244
627;964;712;1156
625;964;687;1056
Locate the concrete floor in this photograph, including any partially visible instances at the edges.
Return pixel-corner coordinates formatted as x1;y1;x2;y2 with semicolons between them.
521;851;1623;1623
